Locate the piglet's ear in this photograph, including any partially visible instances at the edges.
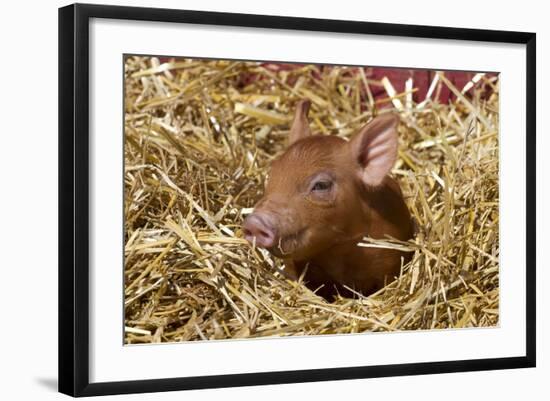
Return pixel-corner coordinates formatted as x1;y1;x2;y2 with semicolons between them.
288;99;312;145
349;113;399;187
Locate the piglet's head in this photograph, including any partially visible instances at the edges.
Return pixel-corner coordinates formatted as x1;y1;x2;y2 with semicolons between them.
243;100;399;261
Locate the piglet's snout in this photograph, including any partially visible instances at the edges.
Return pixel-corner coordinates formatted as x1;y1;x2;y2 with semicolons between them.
243;213;277;248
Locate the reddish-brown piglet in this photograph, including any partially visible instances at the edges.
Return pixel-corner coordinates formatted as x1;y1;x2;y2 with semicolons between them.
243;100;414;300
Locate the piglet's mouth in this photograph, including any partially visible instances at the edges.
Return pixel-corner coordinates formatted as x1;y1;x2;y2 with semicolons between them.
243;212;307;258
266;229;307;258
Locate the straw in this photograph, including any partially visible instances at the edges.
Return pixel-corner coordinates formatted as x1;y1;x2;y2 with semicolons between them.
124;56;499;343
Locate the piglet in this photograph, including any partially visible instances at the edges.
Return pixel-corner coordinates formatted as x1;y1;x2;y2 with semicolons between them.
243;100;414;300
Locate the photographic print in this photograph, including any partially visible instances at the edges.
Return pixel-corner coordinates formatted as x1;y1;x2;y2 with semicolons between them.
123;56;500;344
59;5;536;396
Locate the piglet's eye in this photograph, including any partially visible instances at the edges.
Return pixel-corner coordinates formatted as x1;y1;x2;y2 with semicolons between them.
311;180;333;192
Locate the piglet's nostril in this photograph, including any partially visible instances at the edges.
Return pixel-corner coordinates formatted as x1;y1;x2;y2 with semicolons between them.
243;213;277;248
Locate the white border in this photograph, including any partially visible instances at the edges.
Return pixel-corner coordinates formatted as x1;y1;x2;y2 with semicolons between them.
89;18;526;383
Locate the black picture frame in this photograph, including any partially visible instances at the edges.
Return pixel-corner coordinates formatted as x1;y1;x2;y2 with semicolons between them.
58;3;536;397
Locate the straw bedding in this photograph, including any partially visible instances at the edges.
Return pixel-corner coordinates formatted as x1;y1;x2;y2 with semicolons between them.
123;56;499;343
